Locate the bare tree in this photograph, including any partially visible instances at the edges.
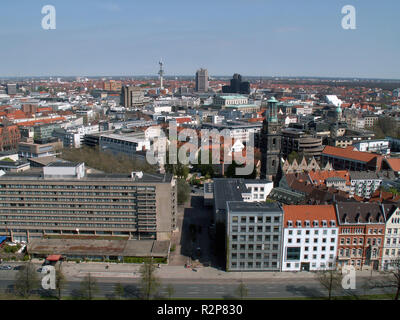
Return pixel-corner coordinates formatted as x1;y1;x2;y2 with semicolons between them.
366;258;400;300
55;265;67;300
139;258;161;300
14;261;40;298
166;284;175;300
316;263;342;300
79;273;99;300
234;280;248;300
114;283;124;300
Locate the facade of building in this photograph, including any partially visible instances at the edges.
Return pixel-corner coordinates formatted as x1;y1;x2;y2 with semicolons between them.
99;133;150;158
353;139;390;155
120;86;145;108
281;128;324;161
195;68;209;92
349;171;382;199
222;74;250;95
382;204;400;270
0;124;21;151
226;202;283;271
32;123;62;140
282;205;339;271
18;140;62;158
0;162;177;242
335;202;386;271
103;80;122;92
201;122;262;144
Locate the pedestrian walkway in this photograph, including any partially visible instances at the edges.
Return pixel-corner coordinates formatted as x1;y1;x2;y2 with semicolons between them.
60;261;380;281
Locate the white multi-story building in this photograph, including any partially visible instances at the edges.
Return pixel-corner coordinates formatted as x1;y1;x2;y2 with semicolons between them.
202;122;262;144
349;171;382;199
213;95;248;107
282;205;339;271
382;204;400;270
99;133;150;157
353;139;390;155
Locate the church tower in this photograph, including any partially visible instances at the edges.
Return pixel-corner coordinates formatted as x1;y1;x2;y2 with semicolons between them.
260;96;282;183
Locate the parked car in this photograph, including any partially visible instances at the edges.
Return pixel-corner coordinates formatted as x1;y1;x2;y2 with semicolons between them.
0;265;12;270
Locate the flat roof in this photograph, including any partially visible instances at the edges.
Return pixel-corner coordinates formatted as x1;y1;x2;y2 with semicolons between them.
0;171;172;183
27;239;170;258
227;201;282;214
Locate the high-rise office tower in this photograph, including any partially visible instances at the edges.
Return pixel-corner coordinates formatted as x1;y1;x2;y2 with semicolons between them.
195;68;209;92
6;84;17;95
120;85;133;107
222;74;250;94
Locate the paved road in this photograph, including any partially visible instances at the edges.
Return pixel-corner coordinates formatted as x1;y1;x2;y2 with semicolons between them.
0;264;394;299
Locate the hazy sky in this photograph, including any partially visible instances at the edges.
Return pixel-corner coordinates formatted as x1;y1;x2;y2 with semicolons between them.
0;0;399;78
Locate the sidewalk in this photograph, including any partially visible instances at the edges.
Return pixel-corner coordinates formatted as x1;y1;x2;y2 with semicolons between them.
58;261;381;280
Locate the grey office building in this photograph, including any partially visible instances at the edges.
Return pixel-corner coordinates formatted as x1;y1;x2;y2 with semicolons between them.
0;162;177;242
195;68;209;92
226;202;284;271
6;84;17;95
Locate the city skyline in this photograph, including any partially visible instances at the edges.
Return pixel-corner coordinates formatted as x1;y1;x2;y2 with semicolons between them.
0;0;399;78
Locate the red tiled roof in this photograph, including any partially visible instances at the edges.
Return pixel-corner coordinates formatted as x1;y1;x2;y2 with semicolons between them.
385;158;400;172
282;205;337;225
322;145;382;165
308;170;350;185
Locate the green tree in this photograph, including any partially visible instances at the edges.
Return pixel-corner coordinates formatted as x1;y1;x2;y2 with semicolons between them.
14;262;40;298
139;258;161;300
287;151;301;164
177;178;190;205
79;273;99;300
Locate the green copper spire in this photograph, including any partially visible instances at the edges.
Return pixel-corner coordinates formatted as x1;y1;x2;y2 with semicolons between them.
267;96;278;123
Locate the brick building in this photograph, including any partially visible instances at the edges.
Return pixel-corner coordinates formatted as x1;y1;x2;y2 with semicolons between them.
0;123;21;151
335;202;386;271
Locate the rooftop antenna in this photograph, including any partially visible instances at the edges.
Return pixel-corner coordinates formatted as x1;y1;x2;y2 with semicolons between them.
158;60;164;91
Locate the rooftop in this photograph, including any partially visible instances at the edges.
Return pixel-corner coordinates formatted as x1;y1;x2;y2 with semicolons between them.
227;201;282;214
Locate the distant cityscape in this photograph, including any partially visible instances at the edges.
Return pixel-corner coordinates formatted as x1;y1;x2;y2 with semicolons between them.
0;62;399;300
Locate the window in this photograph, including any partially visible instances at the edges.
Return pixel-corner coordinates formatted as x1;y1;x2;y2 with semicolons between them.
313;220;319;227
305;220;310;227
287;220;293;227
286;247;301;261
